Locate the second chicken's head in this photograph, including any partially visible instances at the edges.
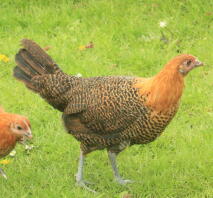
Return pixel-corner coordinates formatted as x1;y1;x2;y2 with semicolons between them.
10;116;32;142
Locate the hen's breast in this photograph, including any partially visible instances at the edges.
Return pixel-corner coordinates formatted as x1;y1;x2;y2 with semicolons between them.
120;107;178;145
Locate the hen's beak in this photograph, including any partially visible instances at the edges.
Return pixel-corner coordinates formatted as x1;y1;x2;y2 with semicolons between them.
24;129;33;139
19;129;32;144
194;59;203;67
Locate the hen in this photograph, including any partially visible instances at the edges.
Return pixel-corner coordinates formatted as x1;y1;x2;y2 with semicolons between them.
0;107;32;179
13;39;203;188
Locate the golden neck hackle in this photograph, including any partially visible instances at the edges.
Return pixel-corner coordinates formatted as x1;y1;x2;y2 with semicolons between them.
134;63;185;113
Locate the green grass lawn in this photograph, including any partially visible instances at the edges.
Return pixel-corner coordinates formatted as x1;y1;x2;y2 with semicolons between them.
0;0;213;197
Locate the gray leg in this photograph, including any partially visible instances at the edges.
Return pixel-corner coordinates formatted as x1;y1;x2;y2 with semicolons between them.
75;150;96;193
0;168;7;179
76;150;84;183
108;151;132;185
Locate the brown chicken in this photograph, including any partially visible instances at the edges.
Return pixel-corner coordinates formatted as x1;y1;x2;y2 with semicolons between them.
0;107;32;179
13;39;203;188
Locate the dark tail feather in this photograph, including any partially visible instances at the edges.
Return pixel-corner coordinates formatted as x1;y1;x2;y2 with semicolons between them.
13;39;61;90
15;49;46;76
13;66;36;90
21;39;59;74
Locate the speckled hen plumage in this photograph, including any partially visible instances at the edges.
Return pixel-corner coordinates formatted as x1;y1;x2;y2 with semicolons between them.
62;76;177;154
13;39;203;188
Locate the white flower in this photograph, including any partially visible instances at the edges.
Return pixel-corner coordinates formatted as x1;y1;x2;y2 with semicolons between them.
9;150;16;157
75;73;82;78
25;145;34;150
159;21;167;28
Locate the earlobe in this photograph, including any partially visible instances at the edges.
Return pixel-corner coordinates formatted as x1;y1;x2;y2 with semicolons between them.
179;68;185;75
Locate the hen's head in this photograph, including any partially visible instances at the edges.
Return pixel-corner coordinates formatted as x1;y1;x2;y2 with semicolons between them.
10;115;32;143
165;54;203;76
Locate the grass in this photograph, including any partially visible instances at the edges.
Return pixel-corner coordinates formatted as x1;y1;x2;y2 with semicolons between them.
0;0;212;197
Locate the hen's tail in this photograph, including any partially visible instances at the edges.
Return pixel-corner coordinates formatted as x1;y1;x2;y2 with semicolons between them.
13;39;61;90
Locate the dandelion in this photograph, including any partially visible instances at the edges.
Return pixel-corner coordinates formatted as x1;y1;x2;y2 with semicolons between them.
79;45;86;51
9;150;16;157
0;159;11;165
0;54;10;63
159;21;167;28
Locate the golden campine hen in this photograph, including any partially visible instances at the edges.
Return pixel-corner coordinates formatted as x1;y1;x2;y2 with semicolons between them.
13;39;203;189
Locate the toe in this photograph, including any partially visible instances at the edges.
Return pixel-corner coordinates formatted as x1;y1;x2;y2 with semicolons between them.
116;178;133;185
76;180;97;193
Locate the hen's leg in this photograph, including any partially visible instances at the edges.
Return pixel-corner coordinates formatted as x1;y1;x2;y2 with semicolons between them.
0;168;7;179
76;150;84;183
75;150;96;193
108;151;132;185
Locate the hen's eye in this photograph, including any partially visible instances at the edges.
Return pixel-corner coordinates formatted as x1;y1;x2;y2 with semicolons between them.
17;126;22;130
187;60;192;66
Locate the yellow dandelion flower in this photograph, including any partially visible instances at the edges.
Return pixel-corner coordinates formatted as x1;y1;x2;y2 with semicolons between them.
3;57;9;62
0;54;9;62
79;45;86;51
0;159;11;165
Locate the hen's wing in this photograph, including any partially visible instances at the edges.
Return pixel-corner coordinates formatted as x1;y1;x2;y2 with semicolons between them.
63;76;147;136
